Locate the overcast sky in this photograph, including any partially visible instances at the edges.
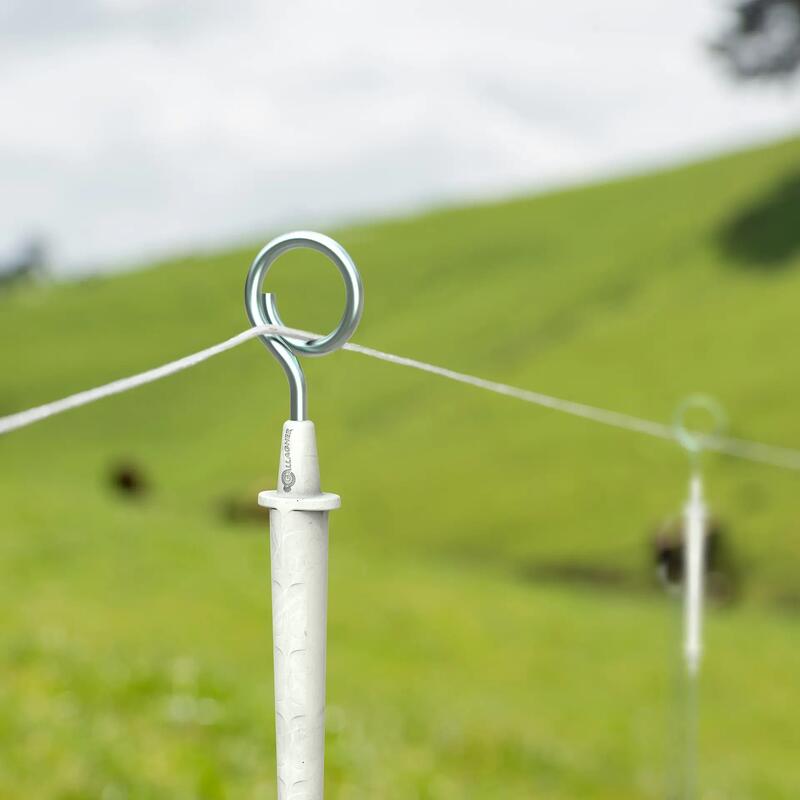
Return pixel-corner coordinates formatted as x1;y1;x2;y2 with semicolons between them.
1;0;797;275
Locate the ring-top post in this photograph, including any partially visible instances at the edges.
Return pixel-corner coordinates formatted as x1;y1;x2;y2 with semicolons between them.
245;231;364;799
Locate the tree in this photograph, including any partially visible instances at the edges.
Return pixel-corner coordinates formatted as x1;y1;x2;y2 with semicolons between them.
0;236;48;287
712;0;800;80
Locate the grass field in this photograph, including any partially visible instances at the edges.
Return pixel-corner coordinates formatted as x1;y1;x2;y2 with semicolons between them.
2;136;800;798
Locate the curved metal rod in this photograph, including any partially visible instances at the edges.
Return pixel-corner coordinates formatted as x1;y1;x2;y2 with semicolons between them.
244;231;364;420
673;394;727;468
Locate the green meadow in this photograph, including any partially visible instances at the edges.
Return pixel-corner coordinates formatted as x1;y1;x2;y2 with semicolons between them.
1;137;800;798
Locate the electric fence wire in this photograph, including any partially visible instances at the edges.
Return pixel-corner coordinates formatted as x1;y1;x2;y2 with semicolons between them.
2;324;800;472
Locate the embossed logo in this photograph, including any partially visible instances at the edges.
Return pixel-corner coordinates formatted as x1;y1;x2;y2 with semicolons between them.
281;469;296;490
281;429;294;492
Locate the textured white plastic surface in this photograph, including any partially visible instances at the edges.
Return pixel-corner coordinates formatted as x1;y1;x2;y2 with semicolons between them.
259;420;339;800
683;475;707;677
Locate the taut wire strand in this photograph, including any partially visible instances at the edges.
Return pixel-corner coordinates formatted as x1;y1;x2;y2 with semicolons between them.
2;324;800;472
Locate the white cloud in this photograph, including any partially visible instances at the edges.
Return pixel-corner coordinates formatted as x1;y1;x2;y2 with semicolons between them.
0;0;796;274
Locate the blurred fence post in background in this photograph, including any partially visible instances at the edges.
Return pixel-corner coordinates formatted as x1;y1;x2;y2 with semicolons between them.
674;396;727;800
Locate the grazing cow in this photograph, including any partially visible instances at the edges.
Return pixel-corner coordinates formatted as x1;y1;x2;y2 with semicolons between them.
652;516;741;602
109;462;149;498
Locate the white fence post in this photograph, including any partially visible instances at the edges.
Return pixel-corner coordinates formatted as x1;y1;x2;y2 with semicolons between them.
259;420;339;799
244;231;363;799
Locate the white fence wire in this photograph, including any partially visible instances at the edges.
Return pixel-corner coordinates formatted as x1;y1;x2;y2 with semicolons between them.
3;324;800;472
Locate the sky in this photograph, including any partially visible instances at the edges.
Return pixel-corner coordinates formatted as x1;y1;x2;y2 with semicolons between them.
0;0;797;275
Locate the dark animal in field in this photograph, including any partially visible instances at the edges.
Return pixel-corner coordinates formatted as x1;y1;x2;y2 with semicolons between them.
109;462;149;498
219;496;268;526
218;477;271;527
652;516;741;603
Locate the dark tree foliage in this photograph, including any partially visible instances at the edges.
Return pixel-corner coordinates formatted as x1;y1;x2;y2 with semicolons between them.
712;0;800;79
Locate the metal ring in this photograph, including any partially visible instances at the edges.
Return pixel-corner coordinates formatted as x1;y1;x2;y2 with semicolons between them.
673;394;727;456
244;231;364;420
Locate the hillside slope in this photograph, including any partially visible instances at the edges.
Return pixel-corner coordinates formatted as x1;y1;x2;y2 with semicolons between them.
1;137;800;798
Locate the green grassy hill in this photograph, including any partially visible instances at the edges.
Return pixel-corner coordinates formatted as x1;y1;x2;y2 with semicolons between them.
1;137;800;798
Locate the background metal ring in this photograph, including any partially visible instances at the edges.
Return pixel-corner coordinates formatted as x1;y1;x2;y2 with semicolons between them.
673;394;727;455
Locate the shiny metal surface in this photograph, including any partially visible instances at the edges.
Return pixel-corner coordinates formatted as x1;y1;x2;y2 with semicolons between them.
245;231;364;420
